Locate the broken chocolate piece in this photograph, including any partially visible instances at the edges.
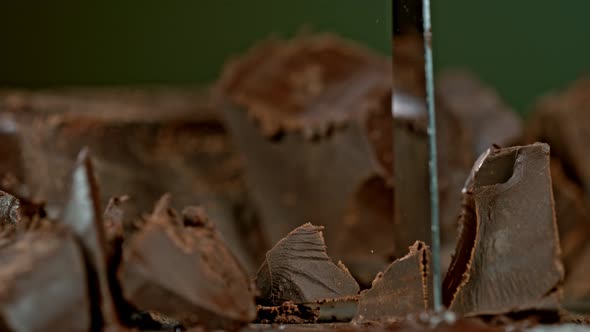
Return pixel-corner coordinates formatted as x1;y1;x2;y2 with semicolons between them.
0;228;91;331
62;149;121;328
119;196;256;329
255;223;360;306
217;35;394;276
0;86;262;272
443;143;564;315
353;241;432;323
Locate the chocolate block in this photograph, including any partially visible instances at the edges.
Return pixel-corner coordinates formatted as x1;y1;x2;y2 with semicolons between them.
353;241;431;323
443;143;564;315
0;87;261;272
217;35;393;274
62;149;121;328
255;223;360;305
0;228;90;332
436;70;523;156
119;195;256;329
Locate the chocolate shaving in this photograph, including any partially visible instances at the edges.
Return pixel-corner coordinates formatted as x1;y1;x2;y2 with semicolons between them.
353;241;432;323
255;223;360;306
443;143;564;315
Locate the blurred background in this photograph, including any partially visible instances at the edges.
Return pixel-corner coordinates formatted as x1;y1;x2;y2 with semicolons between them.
2;1;590;115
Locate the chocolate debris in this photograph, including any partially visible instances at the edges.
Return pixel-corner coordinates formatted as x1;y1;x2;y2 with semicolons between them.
354;241;432;323
443;143;564;315
255;223;360;306
119;195;256;329
255;302;319;324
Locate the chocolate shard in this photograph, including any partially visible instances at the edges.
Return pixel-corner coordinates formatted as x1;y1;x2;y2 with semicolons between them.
62;148;121;328
118;195;256;329
353;241;432;323
217;35;394;279
103;195;127;245
255;223;360;306
443;143;564;315
0;228;91;332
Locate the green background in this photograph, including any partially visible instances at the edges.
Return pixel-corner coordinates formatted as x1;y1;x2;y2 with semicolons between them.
1;1;589;115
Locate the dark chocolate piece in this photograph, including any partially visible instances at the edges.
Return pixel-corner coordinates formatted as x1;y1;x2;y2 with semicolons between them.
217;35;394;276
255;302;319;324
62;149;121;328
436;70;523;156
353;241;432;323
0;228;91;331
443;143;564;315
0;87;262;272
119;195;256;329
256;223;360;305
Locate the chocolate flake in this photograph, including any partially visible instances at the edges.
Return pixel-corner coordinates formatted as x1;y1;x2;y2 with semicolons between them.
118;195;256;329
255;223;360;306
443;143;564;315
353;241;432;323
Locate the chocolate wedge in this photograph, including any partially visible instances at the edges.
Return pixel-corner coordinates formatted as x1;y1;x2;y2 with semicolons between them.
118;195;257;329
354;241;432;323
255;223;360;306
443;143;564;315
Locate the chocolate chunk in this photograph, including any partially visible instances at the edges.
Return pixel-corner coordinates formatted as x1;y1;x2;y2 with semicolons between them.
217;35;394;276
0;87;261;272
443;143;564;315
62;149;121;328
436;70;523;156
255;223;360;305
353;241;432;323
255;302;319;324
119;195;256;329
0;228;91;331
